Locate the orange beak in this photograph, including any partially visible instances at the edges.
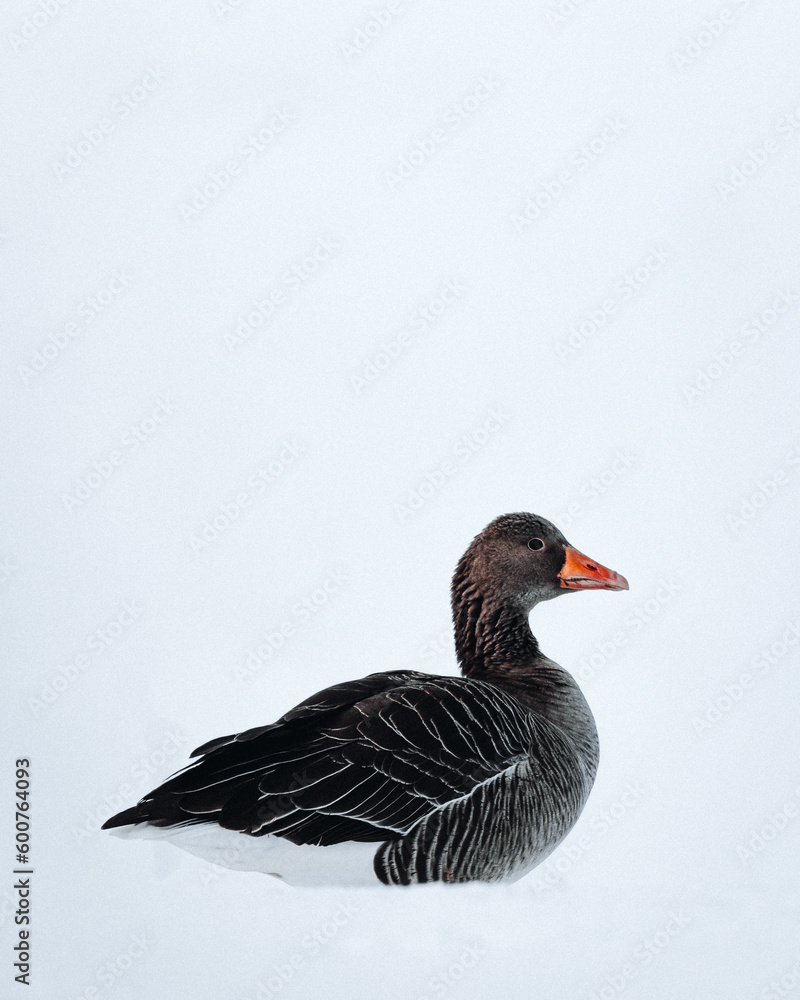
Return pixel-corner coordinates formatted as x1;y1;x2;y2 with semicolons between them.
558;546;629;591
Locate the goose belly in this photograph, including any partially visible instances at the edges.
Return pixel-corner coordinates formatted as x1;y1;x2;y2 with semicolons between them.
108;823;383;887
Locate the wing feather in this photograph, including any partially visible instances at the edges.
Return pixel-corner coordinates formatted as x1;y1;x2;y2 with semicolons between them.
105;671;541;858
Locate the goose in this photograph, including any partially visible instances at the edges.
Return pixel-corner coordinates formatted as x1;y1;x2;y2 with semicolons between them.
103;513;628;886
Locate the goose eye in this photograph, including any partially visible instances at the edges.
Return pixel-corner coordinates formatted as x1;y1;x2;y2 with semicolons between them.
527;538;544;551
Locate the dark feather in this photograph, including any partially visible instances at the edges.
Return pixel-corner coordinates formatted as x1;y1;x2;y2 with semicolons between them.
102;671;542;854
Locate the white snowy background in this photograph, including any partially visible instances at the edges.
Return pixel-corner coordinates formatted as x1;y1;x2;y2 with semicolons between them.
2;0;800;997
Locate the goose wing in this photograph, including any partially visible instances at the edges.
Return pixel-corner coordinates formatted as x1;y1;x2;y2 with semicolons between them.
102;670;542;868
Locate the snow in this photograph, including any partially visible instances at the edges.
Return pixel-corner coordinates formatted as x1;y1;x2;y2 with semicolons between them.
2;0;799;997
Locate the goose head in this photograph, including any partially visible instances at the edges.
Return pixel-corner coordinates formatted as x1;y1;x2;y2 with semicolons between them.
455;512;628;615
